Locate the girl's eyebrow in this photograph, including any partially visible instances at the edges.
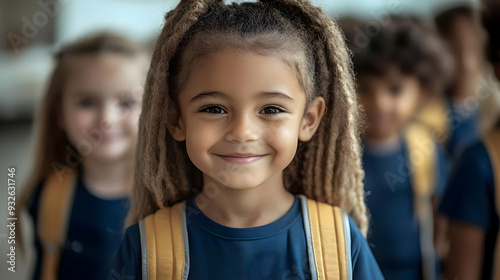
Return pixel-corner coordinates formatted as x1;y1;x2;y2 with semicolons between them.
190;91;228;103
190;91;295;103
70;90;100;98
259;91;295;103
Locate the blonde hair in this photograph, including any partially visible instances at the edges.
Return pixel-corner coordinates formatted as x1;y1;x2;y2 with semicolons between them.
129;0;368;235
17;33;147;253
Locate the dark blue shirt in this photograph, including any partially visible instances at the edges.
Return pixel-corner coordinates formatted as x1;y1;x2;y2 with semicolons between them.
28;171;130;280
109;195;384;280
439;141;498;280
446;99;480;161
362;139;449;280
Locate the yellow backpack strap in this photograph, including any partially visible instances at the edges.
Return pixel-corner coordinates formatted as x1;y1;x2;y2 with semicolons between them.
139;201;189;280
405;123;437;280
298;194;350;280
483;129;500;280
415;97;449;143
37;170;77;280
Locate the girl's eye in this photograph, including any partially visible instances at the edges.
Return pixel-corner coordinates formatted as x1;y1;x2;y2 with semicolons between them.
78;98;97;108
120;99;137;108
199;106;227;114
259;106;285;115
389;83;403;96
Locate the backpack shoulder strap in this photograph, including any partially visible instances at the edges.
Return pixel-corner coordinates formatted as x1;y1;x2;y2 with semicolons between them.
405;123;437;280
37;170;77;280
405;123;437;201
298;194;350;280
483;129;500;280
415;97;449;142
139;200;189;280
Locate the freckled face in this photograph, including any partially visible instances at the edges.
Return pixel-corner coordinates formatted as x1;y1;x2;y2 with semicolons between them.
174;50;309;190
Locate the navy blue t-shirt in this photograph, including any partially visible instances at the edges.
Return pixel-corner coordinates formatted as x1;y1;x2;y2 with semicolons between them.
109;195;384;280
439;141;498;280
446;99;480;161
28;171;130;280
362;139;449;280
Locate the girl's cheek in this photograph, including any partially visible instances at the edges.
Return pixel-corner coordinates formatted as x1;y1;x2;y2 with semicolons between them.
123;110;141;137
263;120;296;143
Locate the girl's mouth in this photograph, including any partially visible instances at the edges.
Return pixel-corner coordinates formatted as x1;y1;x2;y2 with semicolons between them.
214;153;267;164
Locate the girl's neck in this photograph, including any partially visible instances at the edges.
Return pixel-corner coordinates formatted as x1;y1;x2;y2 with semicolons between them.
195;172;295;228
363;132;400;151
81;158;133;200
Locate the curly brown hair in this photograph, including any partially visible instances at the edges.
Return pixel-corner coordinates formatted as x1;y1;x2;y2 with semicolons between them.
347;16;452;96
128;0;368;235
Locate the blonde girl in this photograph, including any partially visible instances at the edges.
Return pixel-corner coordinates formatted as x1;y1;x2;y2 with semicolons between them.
18;33;148;280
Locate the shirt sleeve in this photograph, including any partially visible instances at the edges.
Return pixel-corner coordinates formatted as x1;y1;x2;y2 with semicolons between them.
108;223;142;280
350;218;385;280
438;141;495;229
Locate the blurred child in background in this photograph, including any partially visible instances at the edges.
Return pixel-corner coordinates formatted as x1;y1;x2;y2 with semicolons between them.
439;1;500;279
433;5;494;161
17;33;148;280
348;17;451;280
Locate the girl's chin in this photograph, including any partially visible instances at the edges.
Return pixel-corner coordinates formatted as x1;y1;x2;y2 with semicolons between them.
84;149;132;163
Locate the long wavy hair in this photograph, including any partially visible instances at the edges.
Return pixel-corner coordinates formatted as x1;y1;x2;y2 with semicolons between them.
17;33;147;253
128;0;368;235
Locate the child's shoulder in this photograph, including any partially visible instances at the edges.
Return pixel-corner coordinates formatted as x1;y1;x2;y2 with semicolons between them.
109;223;142;280
123;223;141;247
459;140;494;179
439;139;495;229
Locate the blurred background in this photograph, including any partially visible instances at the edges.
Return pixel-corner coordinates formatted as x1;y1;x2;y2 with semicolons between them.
0;0;482;279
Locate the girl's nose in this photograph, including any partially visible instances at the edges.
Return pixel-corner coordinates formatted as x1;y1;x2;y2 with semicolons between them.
100;103;121;132
224;113;259;143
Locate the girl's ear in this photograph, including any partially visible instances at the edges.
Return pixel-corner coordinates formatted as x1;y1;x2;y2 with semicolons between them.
298;96;326;142
168;117;186;141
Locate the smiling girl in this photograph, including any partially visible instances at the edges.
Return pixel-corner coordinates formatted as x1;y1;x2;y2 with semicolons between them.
110;1;382;279
17;33;148;280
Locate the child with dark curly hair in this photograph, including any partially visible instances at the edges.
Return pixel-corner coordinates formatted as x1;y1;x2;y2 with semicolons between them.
346;16;452;280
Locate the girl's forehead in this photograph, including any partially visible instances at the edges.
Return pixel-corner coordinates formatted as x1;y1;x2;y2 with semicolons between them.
198;50;292;74
180;50;305;101
67;54;144;75
63;54;146;96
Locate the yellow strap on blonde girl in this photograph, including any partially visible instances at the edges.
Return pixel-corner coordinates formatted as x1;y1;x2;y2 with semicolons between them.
38;171;77;280
483;129;500;280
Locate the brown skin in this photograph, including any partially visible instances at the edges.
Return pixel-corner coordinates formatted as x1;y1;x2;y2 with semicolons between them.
433;202;450;262
169;50;325;228
445;221;485;280
357;67;424;145
444;15;483;103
